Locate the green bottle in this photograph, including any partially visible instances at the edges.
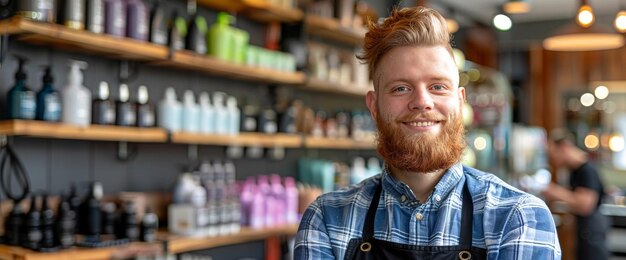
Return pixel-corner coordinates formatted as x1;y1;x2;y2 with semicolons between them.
208;12;235;61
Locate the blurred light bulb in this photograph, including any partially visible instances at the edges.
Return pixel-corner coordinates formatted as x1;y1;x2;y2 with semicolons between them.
594;85;609;99
446;18;459;33
580;93;595;107
584;133;599;150
577;5;595;28
474;136;487;151
615;11;626;32
609;134;625;152
493;14;512;31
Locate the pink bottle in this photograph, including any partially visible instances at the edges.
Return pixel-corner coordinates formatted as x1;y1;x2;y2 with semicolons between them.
270;174;286;225
284;177;299;224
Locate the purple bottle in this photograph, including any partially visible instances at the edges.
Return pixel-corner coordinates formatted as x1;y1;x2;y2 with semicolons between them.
284;177;299;224
270;174;286;225
126;0;148;41
104;0;126;37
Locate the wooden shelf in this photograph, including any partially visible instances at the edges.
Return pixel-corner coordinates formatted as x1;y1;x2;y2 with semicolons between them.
0;120;168;143
198;0;303;23
304;77;372;97
171;132;302;148
155;51;306;85
0;17;168;61
167;224;298;254
0;242;163;260
305;136;375;149
304;15;365;46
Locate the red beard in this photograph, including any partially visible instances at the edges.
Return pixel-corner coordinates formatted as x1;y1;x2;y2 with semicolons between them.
375;110;466;173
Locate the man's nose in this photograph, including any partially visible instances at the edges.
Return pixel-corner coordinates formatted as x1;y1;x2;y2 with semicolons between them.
408;88;434;111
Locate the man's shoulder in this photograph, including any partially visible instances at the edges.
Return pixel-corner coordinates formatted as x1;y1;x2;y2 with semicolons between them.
315;175;380;207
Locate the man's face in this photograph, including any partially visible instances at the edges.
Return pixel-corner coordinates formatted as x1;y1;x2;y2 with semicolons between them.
366;45;466;173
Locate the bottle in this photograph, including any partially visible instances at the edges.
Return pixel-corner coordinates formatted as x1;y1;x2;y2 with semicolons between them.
7;55;36;120
258;108;277;134
79;181;103;237
241;103;258;132
136;85;155;127
212;92;228;134
208;12;234;61
140;207;158;242
157;87;182;132
5;203;24;246
61;60;91;127
270;174;286;225
126;0;149;41
116;200;139;241
36;67;61;122
115;83;136;126
104;0;126;37
58;0;85;30
230;27;249;64
182;90;199;133
100;202;116;235
56;196;76;248
185;0;208;55
257;175;273;227
226;96;240;135
148;0;167;45
16;0;56;23
168;10;187;51
284;177;299;224
198;92;215;134
39;194;55;249
22;195;42;250
0;0;15;20
92;81;116;125
85;0;104;34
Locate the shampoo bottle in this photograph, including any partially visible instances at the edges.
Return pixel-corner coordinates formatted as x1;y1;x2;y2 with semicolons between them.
39;194;55;249
104;0;126;37
91;81;116;125
226;96;240;135
35;67;61;122
7;56;36;120
284;176;299;224
58;0;85;30
182;90;199;133
208;12;234;61
115;83;136;126
136;85;155;127
198;92;215;134
126;0;149;41
157;87;182;132
61;60;92;127
148;0;167;45
85;0;104;34
168;10;187;51
16;0;56;23
185;0;208;55
22;195;41;250
78;181;103;237
212;92;228;134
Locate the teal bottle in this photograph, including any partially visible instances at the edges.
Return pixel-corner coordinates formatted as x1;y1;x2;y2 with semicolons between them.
36;67;62;121
7;56;36;120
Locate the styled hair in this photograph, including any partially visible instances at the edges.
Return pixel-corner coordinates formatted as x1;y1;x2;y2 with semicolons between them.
549;128;576;145
357;6;452;80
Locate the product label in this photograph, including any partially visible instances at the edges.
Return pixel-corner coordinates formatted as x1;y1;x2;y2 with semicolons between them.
44;94;61;121
20;92;36;119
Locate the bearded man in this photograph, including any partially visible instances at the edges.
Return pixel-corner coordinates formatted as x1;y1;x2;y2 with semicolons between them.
295;6;561;260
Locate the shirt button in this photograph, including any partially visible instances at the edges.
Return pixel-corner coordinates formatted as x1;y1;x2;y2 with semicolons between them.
434;195;441;202
416;213;423;221
400;195;407;202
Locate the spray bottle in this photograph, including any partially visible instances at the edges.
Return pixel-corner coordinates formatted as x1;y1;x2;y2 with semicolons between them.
61;60;92;127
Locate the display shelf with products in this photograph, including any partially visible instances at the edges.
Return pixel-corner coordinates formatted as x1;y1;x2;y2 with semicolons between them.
0;120;168;143
198;0;303;23
171;132;302;148
303;77;371;97
304;15;365;46
304;135;376;149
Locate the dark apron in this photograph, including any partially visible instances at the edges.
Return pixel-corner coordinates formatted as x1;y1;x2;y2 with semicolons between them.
345;181;487;260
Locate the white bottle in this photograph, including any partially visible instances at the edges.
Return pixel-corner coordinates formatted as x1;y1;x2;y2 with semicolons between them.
62;60;92;127
182;90;199;133
226;96;240;135
213;92;228;134
198;92;215;134
158;87;182;132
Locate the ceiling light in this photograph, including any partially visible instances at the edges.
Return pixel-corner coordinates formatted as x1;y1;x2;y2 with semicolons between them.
616;10;626;32
446;18;459;33
580;93;595;107
493;14;512;31
503;0;530;14
594;85;609;99
576;4;594;28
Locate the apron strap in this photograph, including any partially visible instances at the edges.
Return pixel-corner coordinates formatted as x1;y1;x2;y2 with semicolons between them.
459;180;473;247
362;180;382;239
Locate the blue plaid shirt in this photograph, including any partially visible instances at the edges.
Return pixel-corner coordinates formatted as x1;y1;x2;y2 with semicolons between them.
295;163;561;259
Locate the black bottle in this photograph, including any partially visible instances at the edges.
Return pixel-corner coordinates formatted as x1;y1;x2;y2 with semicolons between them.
4;203;25;245
22;195;42;250
140;207;158;242
116;200;139;241
79;181;103;237
100;202;116;235
136;85;155;127
0;0;16;20
56;197;76;248
148;0;168;45
115;83;136;126
92;81;115;125
278;100;299;134
39;194;56;249
57;0;85;30
185;0;207;55
257;108;278;134
240;104;259;132
66;183;82;215
168;10;187;51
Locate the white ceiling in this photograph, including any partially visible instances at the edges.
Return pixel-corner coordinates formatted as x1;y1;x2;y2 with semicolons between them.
431;0;623;25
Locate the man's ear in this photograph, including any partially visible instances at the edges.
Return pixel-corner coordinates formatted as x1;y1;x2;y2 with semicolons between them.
458;86;466;105
366;90;378;121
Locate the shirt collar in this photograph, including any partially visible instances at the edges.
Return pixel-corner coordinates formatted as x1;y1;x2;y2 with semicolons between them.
381;163;464;206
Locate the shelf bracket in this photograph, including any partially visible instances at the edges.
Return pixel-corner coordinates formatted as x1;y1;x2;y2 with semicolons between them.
117;141;129;161
187;144;198;162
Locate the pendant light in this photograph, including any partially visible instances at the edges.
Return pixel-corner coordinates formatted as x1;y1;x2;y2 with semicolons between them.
543;0;624;51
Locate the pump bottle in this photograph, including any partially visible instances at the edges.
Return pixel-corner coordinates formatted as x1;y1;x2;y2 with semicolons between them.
182;90;199;133
136;85;155;127
7;55;36;120
115;83;136;126
36;66;61;122
61;60;92;127
92;81;115;125
208;12;234;61
158;87;182;132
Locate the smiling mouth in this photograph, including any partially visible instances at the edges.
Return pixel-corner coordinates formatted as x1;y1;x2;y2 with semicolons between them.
405;121;439;127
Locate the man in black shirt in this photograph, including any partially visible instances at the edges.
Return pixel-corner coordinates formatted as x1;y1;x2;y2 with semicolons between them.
542;128;609;260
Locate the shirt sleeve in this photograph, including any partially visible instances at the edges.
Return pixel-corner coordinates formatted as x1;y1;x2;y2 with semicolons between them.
294;197;337;259
492;195;562;260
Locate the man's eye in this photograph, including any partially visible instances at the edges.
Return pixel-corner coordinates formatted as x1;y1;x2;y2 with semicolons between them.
431;84;446;91
392;86;410;93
